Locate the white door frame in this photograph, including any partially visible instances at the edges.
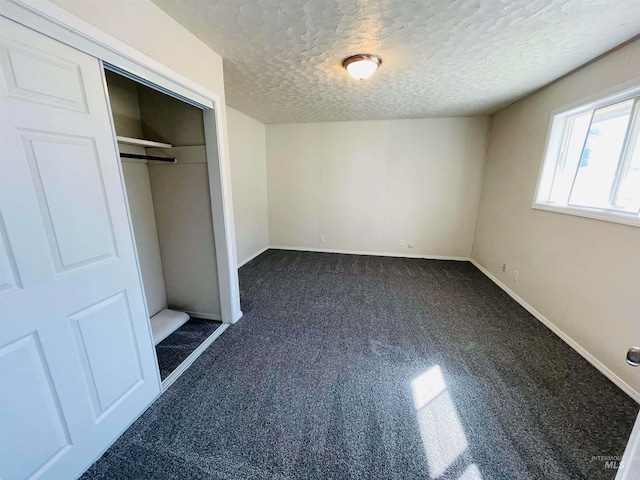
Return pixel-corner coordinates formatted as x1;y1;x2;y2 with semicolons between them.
0;0;243;324
617;414;640;479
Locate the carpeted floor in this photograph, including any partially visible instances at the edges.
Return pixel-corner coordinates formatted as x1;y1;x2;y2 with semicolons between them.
156;318;222;381
82;249;638;479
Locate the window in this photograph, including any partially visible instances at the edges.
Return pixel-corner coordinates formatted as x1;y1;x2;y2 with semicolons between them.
534;83;640;226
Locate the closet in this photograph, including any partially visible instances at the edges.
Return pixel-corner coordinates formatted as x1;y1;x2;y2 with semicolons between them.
105;70;223;382
0;10;244;478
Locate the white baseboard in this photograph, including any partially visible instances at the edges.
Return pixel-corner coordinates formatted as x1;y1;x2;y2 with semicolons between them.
469;259;640;404
269;245;469;261
183;311;222;321
238;246;270;268
161;323;229;390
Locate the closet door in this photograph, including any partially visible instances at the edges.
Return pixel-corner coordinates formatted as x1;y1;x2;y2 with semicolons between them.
0;17;160;479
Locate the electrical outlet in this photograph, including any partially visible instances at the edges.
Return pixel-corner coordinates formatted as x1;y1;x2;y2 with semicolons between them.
320;234;325;242
513;270;519;281
400;239;406;246
408;243;414;249
502;264;506;272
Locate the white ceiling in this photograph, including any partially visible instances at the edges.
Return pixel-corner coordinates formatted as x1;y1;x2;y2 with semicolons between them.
152;0;640;124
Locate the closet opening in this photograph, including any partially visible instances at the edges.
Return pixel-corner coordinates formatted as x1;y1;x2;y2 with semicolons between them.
104;68;227;387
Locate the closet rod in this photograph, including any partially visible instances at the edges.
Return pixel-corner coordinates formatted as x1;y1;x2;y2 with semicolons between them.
120;153;176;163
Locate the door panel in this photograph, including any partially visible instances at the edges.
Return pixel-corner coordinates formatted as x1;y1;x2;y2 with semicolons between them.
0;333;72;480
21;131;117;272
68;292;143;419
0;35;88;112
0;17;160;479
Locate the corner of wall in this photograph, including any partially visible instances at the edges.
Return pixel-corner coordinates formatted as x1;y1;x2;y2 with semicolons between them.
226;107;270;265
469;115;494;262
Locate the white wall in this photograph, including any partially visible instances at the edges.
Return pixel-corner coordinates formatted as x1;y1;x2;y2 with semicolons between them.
104;70;144;138
266;118;490;258
473;39;640;399
137;84;206;146
149;159;221;318
122;161;167;317
50;0;225;96
227;107;269;265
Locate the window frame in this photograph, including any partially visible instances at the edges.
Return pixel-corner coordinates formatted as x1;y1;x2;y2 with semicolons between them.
533;79;640;228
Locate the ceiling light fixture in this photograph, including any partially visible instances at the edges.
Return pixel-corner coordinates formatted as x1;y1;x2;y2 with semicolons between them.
343;54;382;80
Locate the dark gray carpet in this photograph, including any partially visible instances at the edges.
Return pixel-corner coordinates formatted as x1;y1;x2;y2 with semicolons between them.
83;249;638;479
156;318;222;381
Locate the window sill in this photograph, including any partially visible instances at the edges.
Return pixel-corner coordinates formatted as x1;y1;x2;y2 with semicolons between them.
532;203;640;228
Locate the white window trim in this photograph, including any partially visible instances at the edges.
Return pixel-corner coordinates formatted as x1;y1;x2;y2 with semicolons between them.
533;77;640;228
532;203;640;227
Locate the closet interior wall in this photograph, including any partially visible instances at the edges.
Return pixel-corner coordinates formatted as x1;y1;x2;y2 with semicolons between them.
105;71;221;322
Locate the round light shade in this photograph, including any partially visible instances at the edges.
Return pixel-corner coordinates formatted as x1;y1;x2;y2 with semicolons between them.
343;54;382;80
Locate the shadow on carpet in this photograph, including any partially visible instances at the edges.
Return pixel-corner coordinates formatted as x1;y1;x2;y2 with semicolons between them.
156;318;222;381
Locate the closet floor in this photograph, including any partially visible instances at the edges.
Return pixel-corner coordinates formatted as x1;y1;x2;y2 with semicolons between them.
155;318;222;381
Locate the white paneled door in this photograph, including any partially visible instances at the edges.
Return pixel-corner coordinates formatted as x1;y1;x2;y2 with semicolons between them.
0;17;160;480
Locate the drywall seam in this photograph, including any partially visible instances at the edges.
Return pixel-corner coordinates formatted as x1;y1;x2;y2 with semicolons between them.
469;258;640;404
261;125;270;247
380;120;393;253
318;124;325;249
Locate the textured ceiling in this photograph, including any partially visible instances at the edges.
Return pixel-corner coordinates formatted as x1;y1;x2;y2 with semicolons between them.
151;0;640;123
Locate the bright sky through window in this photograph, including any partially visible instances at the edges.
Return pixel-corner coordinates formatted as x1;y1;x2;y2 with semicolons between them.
535;84;640;226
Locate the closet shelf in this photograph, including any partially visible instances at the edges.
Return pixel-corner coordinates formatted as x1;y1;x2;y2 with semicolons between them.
117;136;172;149
120;153;176;163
